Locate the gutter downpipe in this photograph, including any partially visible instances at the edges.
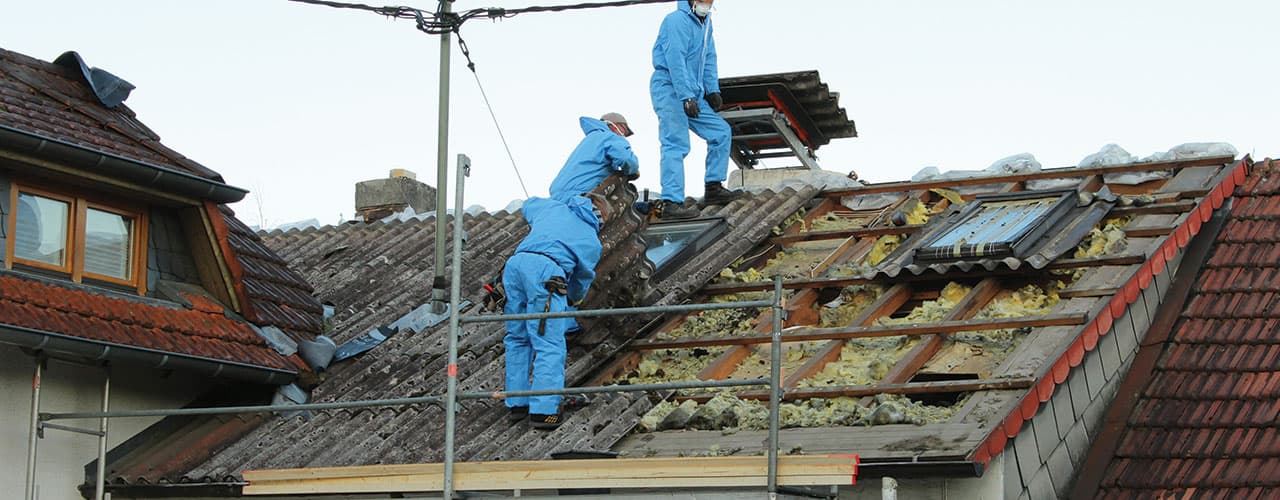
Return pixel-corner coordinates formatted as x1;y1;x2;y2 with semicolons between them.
431;0;453;316
767;276;783;496
443;154;468;499
25;357;43;500
94;366;110;500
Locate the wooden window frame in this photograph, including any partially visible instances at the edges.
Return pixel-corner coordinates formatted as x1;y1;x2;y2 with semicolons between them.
5;182;149;295
7;185;76;275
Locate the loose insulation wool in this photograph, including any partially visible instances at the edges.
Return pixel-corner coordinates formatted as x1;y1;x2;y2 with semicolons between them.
1073;217;1131;259
621;346;729;386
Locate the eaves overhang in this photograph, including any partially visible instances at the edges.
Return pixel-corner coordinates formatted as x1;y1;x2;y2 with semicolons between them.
0;322;296;385
0;124;248;204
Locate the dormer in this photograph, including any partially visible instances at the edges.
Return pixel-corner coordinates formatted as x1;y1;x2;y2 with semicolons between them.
0;48;323;381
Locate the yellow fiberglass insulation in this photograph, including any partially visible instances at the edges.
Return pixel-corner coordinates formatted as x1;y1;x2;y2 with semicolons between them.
877;282;972;326
636;391;964;434
772;209;807;235
622;347;728;386
946;283;1061;360
810;212;868;233
728;342;826;380
716;266;767;284
657;307;761;340
818;284;885;328
759;249;821;279
797;336;918;388
865;235;901;267
903;199;932;225
1073;217;1131;259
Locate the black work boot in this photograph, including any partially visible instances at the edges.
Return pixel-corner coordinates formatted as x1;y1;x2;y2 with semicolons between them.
704;182;744;206
530;412;563;430
507;406;529;423
658;199;700;220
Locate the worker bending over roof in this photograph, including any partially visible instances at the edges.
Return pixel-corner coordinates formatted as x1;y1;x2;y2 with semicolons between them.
502;196;603;430
549;112;640;204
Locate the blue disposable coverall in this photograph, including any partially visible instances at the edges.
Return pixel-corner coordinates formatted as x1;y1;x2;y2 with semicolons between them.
549;117;640;202
650;0;732;203
502;196;602;415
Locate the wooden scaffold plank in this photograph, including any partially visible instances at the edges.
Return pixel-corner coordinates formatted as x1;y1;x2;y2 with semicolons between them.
243;455;860;495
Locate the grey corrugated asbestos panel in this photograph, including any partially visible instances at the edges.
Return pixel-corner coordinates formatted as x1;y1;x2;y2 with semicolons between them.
178;185;817;482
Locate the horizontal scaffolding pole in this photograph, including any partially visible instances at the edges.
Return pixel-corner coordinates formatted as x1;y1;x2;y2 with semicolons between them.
39;422;105;437
40;379;769;421
461;299;773;324
632;313;1087;350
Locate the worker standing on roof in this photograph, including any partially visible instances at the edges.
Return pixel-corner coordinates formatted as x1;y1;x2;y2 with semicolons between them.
650;0;741;220
549;112;639;202
502;195;603;430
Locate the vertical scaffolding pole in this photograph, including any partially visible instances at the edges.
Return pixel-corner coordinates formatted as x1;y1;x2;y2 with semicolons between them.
94;366;110;500
767;276;783;495
430;0;454;315
443;154;470;499
25;358;42;500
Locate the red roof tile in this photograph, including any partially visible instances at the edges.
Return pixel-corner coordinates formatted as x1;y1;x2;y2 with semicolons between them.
0;273;304;372
1096;159;1280;497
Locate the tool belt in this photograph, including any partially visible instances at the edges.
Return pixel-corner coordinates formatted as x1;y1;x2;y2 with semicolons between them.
538;276;568;336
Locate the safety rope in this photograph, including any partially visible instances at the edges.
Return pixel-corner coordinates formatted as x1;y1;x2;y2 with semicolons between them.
456;31;530;199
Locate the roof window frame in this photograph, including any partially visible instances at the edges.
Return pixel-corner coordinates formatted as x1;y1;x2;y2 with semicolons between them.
913;189;1077;263
643;217;728;281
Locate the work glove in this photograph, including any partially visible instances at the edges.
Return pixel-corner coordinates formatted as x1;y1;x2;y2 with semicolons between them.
481;283;506;313
682;98;700;119
705;92;723;111
625;171;640;181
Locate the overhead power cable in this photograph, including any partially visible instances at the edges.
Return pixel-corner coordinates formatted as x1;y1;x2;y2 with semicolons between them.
288;0;672;34
288;0;670;197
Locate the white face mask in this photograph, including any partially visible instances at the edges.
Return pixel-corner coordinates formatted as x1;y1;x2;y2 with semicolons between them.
692;2;712;16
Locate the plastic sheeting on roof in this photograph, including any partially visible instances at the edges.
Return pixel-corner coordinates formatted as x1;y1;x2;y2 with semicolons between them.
912;153;1043;184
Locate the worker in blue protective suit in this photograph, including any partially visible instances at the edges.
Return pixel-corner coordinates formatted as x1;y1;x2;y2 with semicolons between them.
549;112;640;203
650;0;742;220
502;195;603;430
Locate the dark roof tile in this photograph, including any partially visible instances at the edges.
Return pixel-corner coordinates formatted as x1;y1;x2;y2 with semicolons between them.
1094;159;1280;496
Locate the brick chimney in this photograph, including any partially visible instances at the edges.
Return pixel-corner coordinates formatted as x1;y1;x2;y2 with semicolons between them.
355;169;436;222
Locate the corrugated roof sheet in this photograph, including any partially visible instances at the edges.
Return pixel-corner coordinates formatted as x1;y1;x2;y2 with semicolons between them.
1093;158;1280;498
98;183;816;486
720;71;857;147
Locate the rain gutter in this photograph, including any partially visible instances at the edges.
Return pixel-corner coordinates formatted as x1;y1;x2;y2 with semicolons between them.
0;125;247;204
80;482;244;499
857;460;985;479
0;323;296;385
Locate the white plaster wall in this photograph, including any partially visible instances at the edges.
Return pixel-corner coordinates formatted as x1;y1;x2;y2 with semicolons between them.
0;345;210;500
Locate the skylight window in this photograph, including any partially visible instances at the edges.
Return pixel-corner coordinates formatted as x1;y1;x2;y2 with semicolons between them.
915;191;1075;262
643;218;727;279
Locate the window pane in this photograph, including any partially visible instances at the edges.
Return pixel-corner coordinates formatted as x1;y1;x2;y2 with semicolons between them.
84;208;134;280
14;193;69;267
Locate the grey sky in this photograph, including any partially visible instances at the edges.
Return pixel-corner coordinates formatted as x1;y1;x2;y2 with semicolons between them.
3;1;1274;228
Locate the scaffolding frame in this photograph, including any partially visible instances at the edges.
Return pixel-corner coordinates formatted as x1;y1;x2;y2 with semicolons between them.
29;155;793;500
